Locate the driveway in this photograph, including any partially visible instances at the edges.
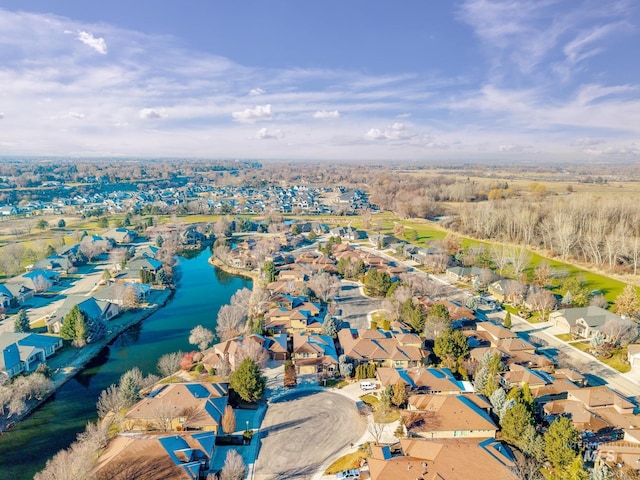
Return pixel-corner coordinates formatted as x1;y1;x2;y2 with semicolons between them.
335;281;382;330
253;390;366;480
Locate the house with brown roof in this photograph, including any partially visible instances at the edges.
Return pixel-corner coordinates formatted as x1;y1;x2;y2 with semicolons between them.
291;333;338;377
376;367;473;395
500;365;550;390
368;438;517;480
203;334;287;372
123;383;228;433
543;386;640;436
404;393;497;439
91;431;216;480
338;328;427;369
263;302;324;334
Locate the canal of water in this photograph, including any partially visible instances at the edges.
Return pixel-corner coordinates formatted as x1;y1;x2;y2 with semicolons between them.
0;249;251;479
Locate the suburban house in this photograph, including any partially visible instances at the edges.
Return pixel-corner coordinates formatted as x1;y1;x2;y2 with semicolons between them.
376;367;473;394
368;439;517;480
93;282;151;306
0;332;63;379
263;302;324;335
488;279;527;304
123;382;228;433
543;386;640;436
445;266;487;282
403;393;498;439
104;228;138;244
47;295;120;333
30;255;74;274
90;431;216;480
11;269;60;293
500;364;550;390
203;334;288;372
596;432;640;472
628;344;640;367
549;306;624;338
338;328;427;369
291;333;338;377
2;283;34;305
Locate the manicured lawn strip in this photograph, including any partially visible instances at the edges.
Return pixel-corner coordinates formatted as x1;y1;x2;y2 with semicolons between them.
555;333;574;342
568;341;630;373
371;310;389;324
325;450;369;475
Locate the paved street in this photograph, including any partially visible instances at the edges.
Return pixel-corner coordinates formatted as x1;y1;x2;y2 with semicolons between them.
253;390;366;480
335;281;381;330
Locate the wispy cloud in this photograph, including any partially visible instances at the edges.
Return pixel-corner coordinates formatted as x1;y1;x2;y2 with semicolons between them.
77;30;107;55
0;6;637;160
312;110;340;119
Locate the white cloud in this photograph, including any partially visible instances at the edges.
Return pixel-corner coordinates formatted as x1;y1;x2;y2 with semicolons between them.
499;144;534;153
232;104;273;123
425;142;450;149
255;127;284;140
312;110;341;119
365;122;415;141
77;31;107;55
66;111;85;120
249;88;265;96
571;137;605;147
0;113;4;119
139;108;168;119
397;113;412;118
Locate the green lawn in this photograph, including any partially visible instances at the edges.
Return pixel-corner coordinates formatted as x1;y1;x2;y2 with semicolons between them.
325;451;369;475
359;394;401;423
568;341;631;373
555;333;574;342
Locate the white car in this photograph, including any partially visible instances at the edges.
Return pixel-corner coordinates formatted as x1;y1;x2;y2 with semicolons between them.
336;469;360;479
360;381;376;391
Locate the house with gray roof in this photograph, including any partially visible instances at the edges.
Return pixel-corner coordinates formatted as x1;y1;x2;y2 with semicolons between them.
47;295;120;333
0;332;63;379
549;306;622;338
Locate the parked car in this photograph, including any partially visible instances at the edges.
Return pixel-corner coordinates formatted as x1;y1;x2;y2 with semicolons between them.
336;469;360;479
360;381;376;391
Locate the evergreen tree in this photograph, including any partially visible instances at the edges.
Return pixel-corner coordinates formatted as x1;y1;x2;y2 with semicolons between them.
322;315;338;337
545;417;580;472
500;403;534;445
503;311;512;329
119;370;140;408
60;305;89;347
433;328;469;369
428;304;450;322
262;261;276;283
230;358;266;402
13;309;31;333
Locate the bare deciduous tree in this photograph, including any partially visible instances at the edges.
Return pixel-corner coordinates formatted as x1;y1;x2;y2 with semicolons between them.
189;325;214;351
526;287;556;320
309;272;341;303
216;305;247;341
157;351;183;380
96;384;126;419
601;318;638;346
234;339;269;369
219;450;246;480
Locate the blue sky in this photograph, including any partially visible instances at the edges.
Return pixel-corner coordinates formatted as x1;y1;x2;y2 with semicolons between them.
0;1;638;161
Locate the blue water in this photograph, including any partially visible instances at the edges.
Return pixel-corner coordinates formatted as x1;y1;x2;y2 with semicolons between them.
0;250;250;479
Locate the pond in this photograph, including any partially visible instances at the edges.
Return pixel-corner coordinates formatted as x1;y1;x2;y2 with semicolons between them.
0;249;250;479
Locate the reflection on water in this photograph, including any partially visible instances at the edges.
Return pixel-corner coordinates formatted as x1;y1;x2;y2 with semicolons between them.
0;250;250;480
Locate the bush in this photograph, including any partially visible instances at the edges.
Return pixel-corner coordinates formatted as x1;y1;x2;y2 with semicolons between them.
195;364;204;374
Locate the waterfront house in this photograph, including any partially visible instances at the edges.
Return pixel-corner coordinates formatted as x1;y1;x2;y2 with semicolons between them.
0;332;63;379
